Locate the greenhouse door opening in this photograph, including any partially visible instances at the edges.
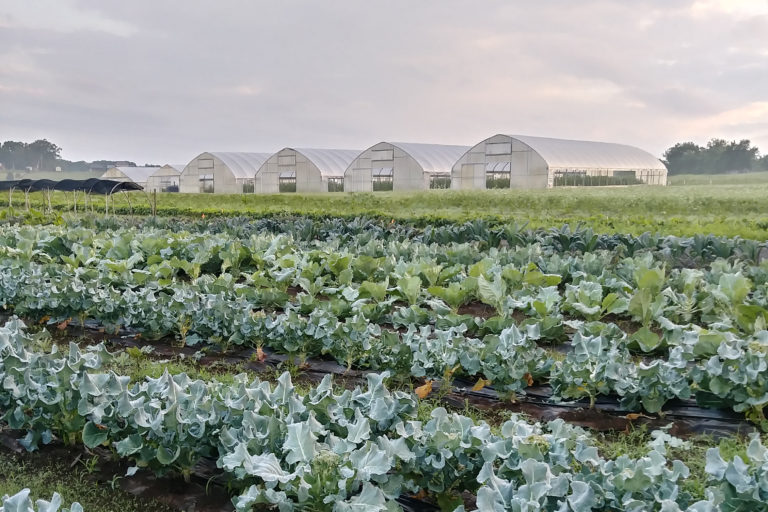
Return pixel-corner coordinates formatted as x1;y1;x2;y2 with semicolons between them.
199;174;214;193
486;162;511;189
429;174;451;189
279;170;296;193
372;168;393;191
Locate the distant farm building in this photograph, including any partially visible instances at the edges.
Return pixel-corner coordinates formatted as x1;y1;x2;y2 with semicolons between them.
451;134;668;189
101;166;160;189
344;142;470;192
146;164;185;192
180;152;272;194
256;148;360;193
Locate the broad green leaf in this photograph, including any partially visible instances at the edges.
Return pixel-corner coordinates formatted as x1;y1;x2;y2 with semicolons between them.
82;421;109;448
335;483;388;512
694;332;725;358
359;279;389;302
428;283;472;312
602;293;629;316
635;266;665;293
396;276;421;306
478;274;507;315
567;481;596;512
283;422;317;464
156;445;181;465
523;269;562;287
349;443;391;480
718;274;752;305
735;304;768;334
114;434;143;456
630;327;661;352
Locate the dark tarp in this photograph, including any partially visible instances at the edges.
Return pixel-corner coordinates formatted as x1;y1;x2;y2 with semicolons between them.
0;178;144;195
14;179;35;190
89;179;144;194
26;179;58;191
52;179;89;192
0;179;144;194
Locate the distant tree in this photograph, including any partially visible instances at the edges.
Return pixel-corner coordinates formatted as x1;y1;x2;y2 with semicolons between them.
704;138;757;173
0;139;148;174
58;159;90;172
0;139;61;171
0;141;27;170
663;138;763;174
27;139;61;171
757;154;768;171
663;142;702;175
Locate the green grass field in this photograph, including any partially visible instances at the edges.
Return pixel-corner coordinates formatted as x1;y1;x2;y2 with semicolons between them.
8;181;768;240
668;171;768;186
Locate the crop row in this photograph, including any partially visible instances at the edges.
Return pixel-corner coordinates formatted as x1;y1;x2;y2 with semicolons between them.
1;215;766;266
1;226;768;423
2;318;768;511
1;222;767;335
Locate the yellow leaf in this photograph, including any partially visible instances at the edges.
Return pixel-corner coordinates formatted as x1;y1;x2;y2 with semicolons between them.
256;347;267;363
444;364;461;380
414;380;433;399
472;378;491;392
523;372;534;387
57;318;71;330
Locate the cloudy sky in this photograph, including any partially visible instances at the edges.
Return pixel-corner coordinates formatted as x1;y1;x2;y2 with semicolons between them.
1;0;767;163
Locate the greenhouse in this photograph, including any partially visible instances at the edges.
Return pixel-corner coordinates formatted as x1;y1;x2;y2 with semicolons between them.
255;148;361;193
344;142;470;192
146;164;185;193
100;166;160;189
179;152;272;194
451;134;668;189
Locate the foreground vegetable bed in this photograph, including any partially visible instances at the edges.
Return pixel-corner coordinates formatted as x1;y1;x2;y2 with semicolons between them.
0;217;767;426
2;319;768;511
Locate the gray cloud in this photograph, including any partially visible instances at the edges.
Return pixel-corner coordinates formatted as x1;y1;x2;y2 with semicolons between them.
0;0;767;163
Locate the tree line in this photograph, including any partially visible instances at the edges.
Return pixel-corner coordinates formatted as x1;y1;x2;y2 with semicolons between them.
663;138;768;175
0;139;140;175
0;139;62;172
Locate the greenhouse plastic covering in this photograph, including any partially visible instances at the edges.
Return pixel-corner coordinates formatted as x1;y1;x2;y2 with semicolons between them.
506;134;667;171
205;152;274;179
388;142;471;174
291;148;362;178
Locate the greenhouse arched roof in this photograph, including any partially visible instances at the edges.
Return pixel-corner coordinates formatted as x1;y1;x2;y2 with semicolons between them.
502;134;666;171
387;142;471;174
291;148;362;178
105;166;160;183
204;152;274;179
